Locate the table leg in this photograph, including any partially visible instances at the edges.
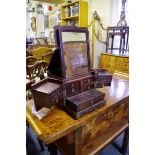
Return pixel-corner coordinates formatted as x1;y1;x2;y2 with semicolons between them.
94;151;100;155
75;127;82;155
47;143;57;155
37;138;45;152
119;38;123;55
111;35;114;54
122;36;125;54
122;128;129;155
126;30;129;51
111;128;129;155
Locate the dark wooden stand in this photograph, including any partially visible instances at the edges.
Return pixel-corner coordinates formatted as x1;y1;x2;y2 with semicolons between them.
106;26;129;55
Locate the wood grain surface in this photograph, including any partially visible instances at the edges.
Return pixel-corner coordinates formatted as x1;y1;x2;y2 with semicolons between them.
26;72;129;150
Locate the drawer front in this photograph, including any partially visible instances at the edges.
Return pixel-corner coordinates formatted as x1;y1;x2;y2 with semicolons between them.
65;82;80;97
82;83;95;92
83;77;94;83
81;77;95;92
50;88;63;100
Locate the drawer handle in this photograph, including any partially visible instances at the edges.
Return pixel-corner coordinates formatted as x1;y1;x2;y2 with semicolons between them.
72;88;75;93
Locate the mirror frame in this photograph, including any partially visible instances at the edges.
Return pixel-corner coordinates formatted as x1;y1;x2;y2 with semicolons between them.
54;26;91;79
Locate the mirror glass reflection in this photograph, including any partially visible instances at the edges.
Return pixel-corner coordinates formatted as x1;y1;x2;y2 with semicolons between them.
62;32;89;78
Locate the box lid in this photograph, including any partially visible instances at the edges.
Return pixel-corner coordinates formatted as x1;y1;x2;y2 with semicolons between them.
66;89;105;112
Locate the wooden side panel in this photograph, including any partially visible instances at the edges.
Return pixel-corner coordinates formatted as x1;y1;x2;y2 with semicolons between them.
55;96;129;155
81;97;129;155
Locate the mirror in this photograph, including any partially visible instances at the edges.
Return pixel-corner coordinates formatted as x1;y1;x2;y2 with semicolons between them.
61;32;89;78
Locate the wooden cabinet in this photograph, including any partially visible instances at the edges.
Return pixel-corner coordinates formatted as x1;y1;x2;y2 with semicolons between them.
61;0;88;27
100;53;129;74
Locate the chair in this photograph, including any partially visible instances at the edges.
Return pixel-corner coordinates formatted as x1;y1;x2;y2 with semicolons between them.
30;47;52;60
35;60;48;80
26;56;38;80
26;56;38;65
106;26;129;55
42;51;53;64
26;79;35;100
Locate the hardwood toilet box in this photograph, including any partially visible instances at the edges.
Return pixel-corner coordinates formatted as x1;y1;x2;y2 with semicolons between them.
31;26;112;118
66;89;105;112
92;68;113;87
31;78;63;110
65;89;105;119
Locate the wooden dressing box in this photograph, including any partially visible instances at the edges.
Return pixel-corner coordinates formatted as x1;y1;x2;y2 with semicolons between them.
31;26;112;118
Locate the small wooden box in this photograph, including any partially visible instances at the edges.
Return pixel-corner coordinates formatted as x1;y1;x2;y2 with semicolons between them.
65;89;106;119
92;69;112;87
31;78;63;110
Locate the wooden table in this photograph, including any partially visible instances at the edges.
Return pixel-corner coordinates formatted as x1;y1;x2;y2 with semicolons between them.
26;72;129;155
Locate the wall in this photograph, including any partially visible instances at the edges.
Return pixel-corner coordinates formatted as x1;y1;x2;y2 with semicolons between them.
26;0;127;67
26;1;57;39
88;0;112;68
88;0;126;68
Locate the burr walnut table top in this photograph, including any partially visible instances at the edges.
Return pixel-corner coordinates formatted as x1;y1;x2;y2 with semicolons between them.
26;72;129;145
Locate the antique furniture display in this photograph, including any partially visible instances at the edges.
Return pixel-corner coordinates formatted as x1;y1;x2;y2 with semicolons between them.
106;0;129;55
31;78;63;110
49;26;91;79
31;26;112;118
100;53;129;74
26;59;48;81
61;0;88;27
26;56;38;80
106;26;129;55
92;68;113;87
26;72;129;155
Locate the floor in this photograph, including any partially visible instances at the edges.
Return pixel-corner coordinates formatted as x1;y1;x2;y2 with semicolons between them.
27;126;129;155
